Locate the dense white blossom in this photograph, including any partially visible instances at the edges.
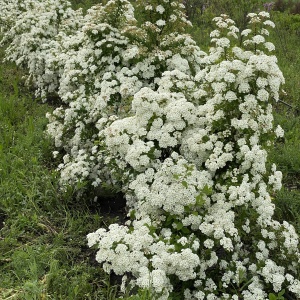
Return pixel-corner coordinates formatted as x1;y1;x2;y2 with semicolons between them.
1;2;299;298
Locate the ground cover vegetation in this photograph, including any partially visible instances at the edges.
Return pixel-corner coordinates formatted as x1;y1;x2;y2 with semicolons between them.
0;0;299;299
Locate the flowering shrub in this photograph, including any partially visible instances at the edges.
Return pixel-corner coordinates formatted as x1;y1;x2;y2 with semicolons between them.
0;0;33;32
0;0;84;98
1;0;299;298
88;12;300;299
46;0;138;190
46;0;206;190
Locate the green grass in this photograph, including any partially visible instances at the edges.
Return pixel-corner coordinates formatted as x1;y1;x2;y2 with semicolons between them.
270;112;300;234
266;10;300;246
271;12;300;109
0;47;124;299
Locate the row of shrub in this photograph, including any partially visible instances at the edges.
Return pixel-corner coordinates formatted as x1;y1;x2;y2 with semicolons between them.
1;0;299;299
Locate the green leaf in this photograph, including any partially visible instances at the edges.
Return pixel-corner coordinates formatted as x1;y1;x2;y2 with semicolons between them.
181;181;188;188
147;147;156;159
268;293;277;300
203;185;212;195
181;227;190;234
184;206;190;213
166;214;174;226
196;194;205;206
176;222;183;230
129;210;136;219
238;269;246;284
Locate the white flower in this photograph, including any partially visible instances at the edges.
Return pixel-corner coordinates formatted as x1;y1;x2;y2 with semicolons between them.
210;30;220;38
263;20;275;28
259;11;270;18
6;3;300;297
275;125;284;138
156;5;165;14
156;19;166;27
264;42;275;52
204;239;214;249
241;29;252;36
216;37;230;48
220;237;233;251
253;35;265;44
151;269;169;293
225;91;237;101
257;89;269;101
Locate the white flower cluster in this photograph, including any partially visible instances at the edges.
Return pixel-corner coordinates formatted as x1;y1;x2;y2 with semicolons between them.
0;0;32;32
0;0;84;99
2;0;204;190
1;2;299;298
88;12;299;299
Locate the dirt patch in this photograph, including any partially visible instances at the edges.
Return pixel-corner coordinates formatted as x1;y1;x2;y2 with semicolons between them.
97;191;128;224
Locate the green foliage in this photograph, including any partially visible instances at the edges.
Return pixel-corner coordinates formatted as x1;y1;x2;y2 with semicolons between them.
270;11;300;107
268;289;285;300
186;0;265;27
70;0;104;12
120;288;154;300
270;113;300;181
273;188;300;235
